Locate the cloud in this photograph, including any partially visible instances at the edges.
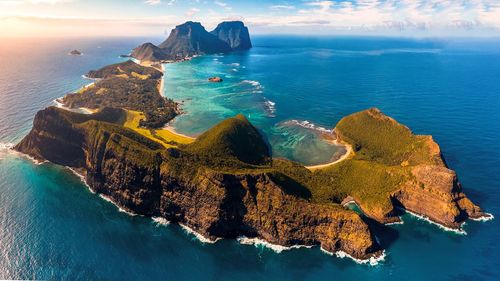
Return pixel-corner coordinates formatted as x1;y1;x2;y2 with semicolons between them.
0;0;72;4
214;1;226;7
270;5;295;10
144;0;161;5
186;7;200;16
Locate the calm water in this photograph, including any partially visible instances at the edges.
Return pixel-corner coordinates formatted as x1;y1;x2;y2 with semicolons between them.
1;36;499;280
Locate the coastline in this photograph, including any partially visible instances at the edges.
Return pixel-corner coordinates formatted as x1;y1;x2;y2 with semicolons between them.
306;137;353;170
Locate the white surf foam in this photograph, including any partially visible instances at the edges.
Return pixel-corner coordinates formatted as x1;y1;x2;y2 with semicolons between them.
241;80;264;94
263;99;276;117
152;217;170;226
98;194;138;216
283;120;333;134
470;213;494;222
180;224;221;244
237;236;312;253
66;167;95;194
404;210;467;235
321;248;386;266
0;142;15;160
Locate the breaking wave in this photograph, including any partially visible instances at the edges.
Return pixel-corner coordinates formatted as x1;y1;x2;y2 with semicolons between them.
282;120;332;134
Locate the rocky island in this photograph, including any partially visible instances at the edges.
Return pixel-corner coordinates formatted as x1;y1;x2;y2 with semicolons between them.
69;50;82;56
14;21;492;264
131;21;251;63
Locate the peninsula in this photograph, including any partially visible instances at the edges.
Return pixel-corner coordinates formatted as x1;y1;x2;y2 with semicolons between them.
14;22;491;264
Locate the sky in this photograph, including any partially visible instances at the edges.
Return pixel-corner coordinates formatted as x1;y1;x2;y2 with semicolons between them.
1;0;500;37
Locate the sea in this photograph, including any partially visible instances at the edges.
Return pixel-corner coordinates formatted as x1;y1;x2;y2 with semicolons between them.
0;36;499;280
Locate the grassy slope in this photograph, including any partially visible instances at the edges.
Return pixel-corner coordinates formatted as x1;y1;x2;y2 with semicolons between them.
123;110;193;148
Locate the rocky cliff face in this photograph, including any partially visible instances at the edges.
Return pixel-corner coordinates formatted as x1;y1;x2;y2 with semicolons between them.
131;21;252;62
158;21;231;58
210;21;252;51
15;107;381;260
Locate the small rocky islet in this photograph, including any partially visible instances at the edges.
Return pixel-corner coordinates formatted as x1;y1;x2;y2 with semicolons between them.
15;21;491;263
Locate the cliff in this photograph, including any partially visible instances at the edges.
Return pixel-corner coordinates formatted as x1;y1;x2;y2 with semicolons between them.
131;21;252;62
15;107;380;260
158;21;231;58
210;21;252;51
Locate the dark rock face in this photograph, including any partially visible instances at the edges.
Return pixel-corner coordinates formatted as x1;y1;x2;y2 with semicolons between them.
69;50;82;56
159;21;231;58
131;21;252;62
210;21;252;51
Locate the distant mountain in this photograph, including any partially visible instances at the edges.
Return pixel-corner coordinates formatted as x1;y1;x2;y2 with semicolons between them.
211;21;252;51
158;21;231;58
131;21;252;62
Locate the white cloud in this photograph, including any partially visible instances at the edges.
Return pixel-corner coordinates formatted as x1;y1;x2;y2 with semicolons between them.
186;7;200;16
0;0;72;4
144;0;161;5
270;5;295;10
214;1;226;7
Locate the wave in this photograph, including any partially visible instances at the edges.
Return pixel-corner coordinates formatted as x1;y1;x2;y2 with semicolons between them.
66;167;94;192
241;80;264;93
0;142;15;160
282;120;332;134
152;217;170;226
470;213;494;222
321;248;386;266
180;224;221;244
98;194;138;216
0;144;48;165
404;209;467;235
230;63;240;67
237;236;312;254
263;98;276;117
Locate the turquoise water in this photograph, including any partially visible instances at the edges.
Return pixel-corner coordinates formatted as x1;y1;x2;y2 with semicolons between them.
1;37;499;280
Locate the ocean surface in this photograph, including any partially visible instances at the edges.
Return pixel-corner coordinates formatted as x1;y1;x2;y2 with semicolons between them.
1;36;499;280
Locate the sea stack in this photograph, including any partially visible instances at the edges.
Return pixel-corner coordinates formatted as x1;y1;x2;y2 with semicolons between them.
210;21;252;51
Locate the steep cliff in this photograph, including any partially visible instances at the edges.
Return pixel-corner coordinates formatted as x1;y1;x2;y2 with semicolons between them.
130;21;252;62
158;21;231;58
210;21;252;51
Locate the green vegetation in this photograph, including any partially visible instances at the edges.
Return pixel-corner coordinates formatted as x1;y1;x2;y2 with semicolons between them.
335;108;439;166
62;61;177;129
183;114;270;166
43;106;443;220
86;60;163;79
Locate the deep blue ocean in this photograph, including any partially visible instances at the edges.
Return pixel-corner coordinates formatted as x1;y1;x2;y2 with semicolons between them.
0;36;499;280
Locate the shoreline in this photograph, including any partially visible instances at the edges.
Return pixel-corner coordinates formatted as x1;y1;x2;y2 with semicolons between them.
306;136;353;170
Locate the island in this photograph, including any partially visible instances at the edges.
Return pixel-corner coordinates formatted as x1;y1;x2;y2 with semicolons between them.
69;50;82;56
14;21;491;264
131;21;252;63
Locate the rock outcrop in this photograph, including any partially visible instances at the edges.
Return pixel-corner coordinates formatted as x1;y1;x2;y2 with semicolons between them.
210;21;252;51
